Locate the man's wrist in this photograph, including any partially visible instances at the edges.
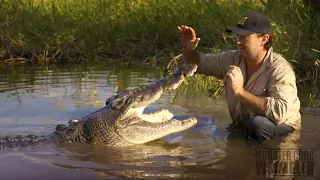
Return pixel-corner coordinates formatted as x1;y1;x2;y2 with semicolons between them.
235;88;246;99
182;49;195;55
182;50;200;64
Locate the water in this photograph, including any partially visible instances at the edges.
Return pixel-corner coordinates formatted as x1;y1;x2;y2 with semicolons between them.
0;65;319;179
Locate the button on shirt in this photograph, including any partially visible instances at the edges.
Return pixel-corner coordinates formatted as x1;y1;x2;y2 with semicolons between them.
196;47;301;129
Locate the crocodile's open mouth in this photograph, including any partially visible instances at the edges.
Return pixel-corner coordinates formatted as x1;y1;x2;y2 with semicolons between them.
52;63;199;146
111;64;199;144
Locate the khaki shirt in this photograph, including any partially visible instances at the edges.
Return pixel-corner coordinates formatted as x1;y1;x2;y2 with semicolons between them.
196;47;301;129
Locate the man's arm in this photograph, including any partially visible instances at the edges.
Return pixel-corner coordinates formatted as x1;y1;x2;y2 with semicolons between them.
236;90;266;116
264;66;299;124
178;25;233;79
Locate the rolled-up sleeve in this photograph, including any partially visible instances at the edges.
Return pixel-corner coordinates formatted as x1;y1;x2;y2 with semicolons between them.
264;64;298;125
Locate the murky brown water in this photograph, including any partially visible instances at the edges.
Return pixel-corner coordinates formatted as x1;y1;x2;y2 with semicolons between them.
0;65;319;179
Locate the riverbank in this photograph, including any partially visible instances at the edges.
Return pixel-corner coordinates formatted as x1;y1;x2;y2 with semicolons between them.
0;0;319;98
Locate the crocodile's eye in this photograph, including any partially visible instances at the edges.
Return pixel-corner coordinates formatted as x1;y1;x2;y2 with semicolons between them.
68;119;79;126
56;124;66;131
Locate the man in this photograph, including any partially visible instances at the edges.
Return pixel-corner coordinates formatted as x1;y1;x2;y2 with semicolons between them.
178;12;301;142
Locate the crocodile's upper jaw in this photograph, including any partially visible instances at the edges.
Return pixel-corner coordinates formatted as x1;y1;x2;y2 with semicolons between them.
113;64;198;144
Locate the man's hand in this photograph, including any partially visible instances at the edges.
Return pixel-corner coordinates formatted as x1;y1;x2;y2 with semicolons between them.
178;25;200;52
226;65;244;97
226;65;266;116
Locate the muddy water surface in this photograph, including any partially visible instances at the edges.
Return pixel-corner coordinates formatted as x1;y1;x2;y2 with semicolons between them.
0;65;319;179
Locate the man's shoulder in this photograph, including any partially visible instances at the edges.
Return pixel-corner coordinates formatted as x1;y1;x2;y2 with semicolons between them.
269;51;296;77
270;51;294;70
271;51;287;63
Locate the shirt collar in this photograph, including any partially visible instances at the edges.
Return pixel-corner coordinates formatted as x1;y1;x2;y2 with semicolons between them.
263;47;273;68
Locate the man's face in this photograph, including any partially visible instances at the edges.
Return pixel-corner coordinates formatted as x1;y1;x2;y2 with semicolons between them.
236;33;265;60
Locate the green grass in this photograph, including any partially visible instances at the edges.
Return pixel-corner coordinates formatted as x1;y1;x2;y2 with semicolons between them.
0;0;319;97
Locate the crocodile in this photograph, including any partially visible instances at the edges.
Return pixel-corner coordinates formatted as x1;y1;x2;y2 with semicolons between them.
0;63;198;147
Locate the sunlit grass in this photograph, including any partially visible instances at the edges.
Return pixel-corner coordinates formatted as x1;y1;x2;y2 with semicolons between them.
0;0;319;98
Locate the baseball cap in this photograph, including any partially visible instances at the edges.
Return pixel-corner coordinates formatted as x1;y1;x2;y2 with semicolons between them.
226;12;272;36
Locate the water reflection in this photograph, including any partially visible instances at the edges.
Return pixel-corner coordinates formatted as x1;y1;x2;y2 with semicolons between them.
0;65;319;179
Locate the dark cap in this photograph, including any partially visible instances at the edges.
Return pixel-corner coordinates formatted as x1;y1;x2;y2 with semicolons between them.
226;12;272;36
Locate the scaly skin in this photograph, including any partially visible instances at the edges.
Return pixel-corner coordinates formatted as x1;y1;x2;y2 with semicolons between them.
2;64;198;147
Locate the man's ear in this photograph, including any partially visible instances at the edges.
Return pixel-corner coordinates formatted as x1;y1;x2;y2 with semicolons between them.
261;34;270;46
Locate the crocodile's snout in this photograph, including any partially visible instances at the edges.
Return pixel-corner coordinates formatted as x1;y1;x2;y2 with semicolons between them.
54;119;85;143
183;63;198;77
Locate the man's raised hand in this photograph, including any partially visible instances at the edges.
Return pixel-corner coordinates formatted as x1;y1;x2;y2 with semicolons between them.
178;25;200;52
